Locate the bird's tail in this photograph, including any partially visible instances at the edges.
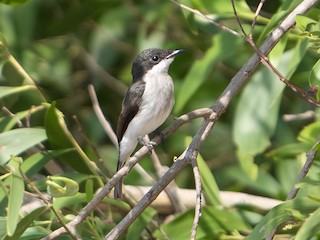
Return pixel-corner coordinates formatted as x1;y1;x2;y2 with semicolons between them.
114;157;124;199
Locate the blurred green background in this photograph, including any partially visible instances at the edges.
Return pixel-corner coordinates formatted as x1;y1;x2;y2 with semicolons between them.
1;0;320;239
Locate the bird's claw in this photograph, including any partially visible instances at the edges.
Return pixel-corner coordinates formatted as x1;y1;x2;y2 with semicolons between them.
137;136;156;155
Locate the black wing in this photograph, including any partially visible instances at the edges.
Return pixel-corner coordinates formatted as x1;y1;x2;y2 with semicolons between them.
117;81;146;143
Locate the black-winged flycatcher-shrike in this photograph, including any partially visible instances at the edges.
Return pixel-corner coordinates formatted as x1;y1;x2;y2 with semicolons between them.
114;48;184;199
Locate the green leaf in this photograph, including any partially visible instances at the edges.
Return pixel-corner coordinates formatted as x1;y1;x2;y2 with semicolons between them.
296;15;318;32
247;197;320;239
236;151;258;180
52;193;88;210
0;128;47;165
197;153;221;205
174;32;240;113
21;151;54;178
157;206;249;239
226;166;282;198
45;103;99;176
309;59;320;88
127;207;157;240
46;176;79;197
4;206;47;240
0;86;37;99
183;136;221;205
0;105;46;132
275;159;302;195
257;0;301;44
6;156;24;236
295;207;320;240
267;142;310;159
298;121;320;144
85;178;94;202
233;38;308;177
0;150;69;215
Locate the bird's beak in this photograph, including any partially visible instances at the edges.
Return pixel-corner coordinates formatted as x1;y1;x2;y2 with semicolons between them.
166;49;186;59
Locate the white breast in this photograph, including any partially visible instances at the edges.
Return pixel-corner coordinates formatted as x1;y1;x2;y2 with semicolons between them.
124;59;175;140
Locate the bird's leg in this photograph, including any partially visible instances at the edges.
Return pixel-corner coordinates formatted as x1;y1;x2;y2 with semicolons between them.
155;130;165;144
137;136;156;155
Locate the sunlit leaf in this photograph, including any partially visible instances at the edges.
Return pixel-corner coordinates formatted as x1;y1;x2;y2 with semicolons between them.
0;105;46;132
267;142;310;159
0;86;37;99
298;121;320;144
6;156;24;236
127;208;157;240
156;206;249;239
233;38;308;177
198;154;221;205
0;128;47;165
309;59;320;89
174;32;240;113
45;103;99;176
4;207;47;240
296;15;318;32
247;197;320;239
46;176;79;197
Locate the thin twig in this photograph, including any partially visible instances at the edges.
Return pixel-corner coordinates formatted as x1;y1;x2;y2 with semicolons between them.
231;0;320;238
77;46;127;97
266;134;320;240
2;106;64;175
43;0;319;237
72;115;112;178
287;135;320;199
88;86;156;189
2;107;24;128
88;84;119;148
106;116;214;239
171;0;241;38
42;108;212;240
230;0;247;37
231;0;320;107
190;157;201;240
282;110;315;122
19;169;80;240
118;186;282;213
3;47;46;101
105;0;319;237
250;0;266;37
147;135;186;213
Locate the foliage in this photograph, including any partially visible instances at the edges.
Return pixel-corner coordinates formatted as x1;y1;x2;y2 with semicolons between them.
0;0;320;239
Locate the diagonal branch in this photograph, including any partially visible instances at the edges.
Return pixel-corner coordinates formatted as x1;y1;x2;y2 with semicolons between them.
41;108;212;240
104;0;319;238
231;0;320;107
42;1;319;239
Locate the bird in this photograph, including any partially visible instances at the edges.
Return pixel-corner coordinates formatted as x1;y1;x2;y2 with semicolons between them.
114;48;184;199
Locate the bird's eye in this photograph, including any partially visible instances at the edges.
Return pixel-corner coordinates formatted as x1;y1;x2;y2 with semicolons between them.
152;56;159;62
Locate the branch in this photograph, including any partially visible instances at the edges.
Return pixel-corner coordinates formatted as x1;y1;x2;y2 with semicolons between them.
105;0;319;238
266;133;320;240
113;186;282;212
148;135;186;213
88;84;119;148
171;0;241;38
250;0;266;37
231;0;320;107
282;110;315;122
41;108;212;240
105;113;214;239
43;1;319;238
190;158;202;240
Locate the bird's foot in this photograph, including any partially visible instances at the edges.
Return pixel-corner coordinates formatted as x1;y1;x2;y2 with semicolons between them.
156;131;165;143
137;136;156;155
